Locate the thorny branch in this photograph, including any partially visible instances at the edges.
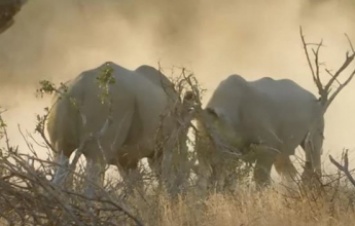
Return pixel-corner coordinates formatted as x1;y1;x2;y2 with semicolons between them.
329;150;355;187
152;66;201;195
0;127;144;226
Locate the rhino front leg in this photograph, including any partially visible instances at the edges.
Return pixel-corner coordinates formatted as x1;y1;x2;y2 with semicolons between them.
253;148;276;188
84;156;106;199
301;130;323;185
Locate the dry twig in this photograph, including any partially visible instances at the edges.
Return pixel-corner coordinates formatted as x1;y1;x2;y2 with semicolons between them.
329;150;355;187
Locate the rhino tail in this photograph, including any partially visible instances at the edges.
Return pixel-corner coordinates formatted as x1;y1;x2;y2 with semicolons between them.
274;154;298;181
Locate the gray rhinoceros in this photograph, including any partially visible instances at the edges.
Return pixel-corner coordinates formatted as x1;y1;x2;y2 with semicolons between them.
195;74;324;190
47;62;190;196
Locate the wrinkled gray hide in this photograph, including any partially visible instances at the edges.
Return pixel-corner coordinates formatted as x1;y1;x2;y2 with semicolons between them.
196;74;324;189
47;62;187;196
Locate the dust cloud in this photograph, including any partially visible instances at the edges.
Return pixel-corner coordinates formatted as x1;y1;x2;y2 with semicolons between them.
1;0;355;170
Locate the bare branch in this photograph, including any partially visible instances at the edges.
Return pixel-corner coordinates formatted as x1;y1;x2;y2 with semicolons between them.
301;27;355;113
329;150;355;187
324;51;355;92
300;27;317;89
324;69;355;112
312;39;323;89
345;33;355;54
325;69;341;86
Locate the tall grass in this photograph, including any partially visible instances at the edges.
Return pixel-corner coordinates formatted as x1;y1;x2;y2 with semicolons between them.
1;147;355;226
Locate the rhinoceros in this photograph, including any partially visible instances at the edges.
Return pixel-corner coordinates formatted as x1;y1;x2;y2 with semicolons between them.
46;62;190;196
195;74;324;190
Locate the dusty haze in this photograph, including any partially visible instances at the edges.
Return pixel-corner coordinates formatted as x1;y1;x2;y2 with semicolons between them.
1;0;355;173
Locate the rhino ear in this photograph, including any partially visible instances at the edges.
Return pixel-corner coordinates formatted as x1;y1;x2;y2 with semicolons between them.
206;107;219;118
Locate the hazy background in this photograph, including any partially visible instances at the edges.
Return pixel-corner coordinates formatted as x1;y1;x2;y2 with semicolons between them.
1;0;355;173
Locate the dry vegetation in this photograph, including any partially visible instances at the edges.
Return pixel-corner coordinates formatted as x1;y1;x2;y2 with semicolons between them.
2;4;355;225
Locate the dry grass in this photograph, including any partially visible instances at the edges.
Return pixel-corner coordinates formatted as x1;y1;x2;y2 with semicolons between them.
129;170;355;226
1;145;355;226
148;188;355;226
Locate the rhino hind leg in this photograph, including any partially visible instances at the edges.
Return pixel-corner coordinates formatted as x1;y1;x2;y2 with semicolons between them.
116;157;144;194
52;152;70;187
83;139;106;198
51;142;77;188
83;109;136;198
84;155;106;198
300;131;323;185
110;110;145;192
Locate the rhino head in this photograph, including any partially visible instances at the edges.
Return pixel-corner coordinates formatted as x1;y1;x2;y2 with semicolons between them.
203;106;245;151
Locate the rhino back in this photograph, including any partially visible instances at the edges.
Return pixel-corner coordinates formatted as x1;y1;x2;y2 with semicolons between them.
249;77;322;123
135;65;179;103
248;77;322;148
79;62;170;142
206;74;323;152
250;77;318;104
